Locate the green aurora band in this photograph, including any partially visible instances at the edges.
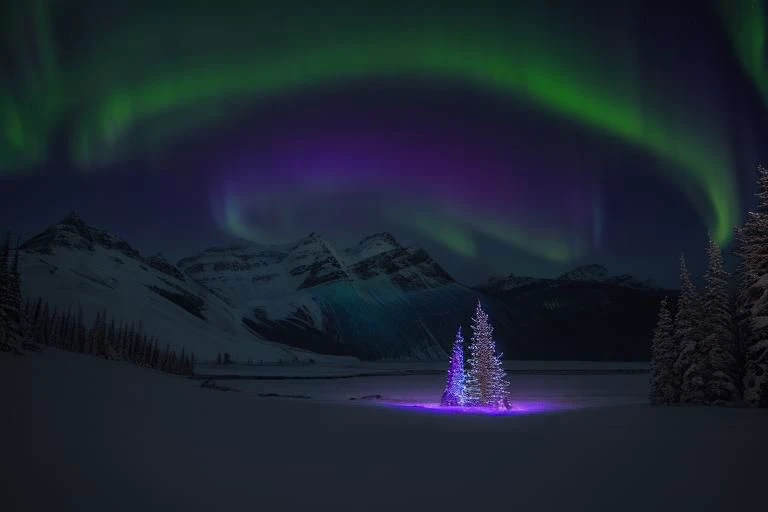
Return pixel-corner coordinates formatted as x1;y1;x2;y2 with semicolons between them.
1;1;747;248
719;0;768;107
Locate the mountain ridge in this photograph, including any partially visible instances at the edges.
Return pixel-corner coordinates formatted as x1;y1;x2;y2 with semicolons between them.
17;213;671;362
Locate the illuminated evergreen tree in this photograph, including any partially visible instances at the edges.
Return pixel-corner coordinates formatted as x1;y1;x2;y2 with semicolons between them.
440;326;466;406
465;301;509;408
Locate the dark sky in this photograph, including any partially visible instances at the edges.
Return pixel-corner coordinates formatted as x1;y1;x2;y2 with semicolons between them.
1;0;767;287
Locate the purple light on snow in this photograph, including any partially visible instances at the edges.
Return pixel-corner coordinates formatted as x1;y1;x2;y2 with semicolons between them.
381;400;567;416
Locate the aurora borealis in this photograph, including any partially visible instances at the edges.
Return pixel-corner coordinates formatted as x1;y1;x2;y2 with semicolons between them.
2;0;767;284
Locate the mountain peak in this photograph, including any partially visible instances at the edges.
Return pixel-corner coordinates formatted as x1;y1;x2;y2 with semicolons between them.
59;211;91;236
481;272;544;291
62;211;86;225
22;213;141;260
358;232;401;248
558;264;609;282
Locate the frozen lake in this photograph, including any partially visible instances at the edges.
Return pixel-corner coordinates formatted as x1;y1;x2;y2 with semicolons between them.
2;350;766;512
213;371;648;410
195;360;649;413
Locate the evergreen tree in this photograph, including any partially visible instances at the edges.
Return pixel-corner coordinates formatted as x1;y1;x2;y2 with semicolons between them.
76;305;87;353
465;301;509;408
60;307;73;350
701;236;741;405
0;233;11;351
649;297;677;405
674;255;707;404
40;301;51;346
179;347;187;375
440;326;466;406
151;339;160;369
128;323;138;362
87;310;101;356
106;318;116;359
2;236;27;352
737;165;768;407
162;343;172;371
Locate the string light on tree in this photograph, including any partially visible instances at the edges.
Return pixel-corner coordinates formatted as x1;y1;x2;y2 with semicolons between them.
441;326;466;406
465;300;510;409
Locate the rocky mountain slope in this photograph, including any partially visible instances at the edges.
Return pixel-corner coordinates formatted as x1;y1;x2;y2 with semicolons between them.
177;231;464;359
18;213;328;362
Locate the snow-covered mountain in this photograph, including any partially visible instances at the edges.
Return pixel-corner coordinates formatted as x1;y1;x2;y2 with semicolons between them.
177;232;464;359
18;214;670;362
482;273;546;292
481;264;655;292
19;213;327;362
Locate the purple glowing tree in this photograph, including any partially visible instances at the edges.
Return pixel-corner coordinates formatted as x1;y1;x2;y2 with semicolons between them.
441;326;466;406
465;300;509;408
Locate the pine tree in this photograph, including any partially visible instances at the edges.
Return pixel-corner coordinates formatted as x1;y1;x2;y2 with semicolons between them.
465;301;509;408
106;318;116;359
737;165;768;407
162;343;172;371
87;310;101;356
127;322;137;362
40;301;51;346
179;347;187;375
650;297;677;405
674;254;707;404
700;236;741;405
441;326;466;406
1;235;27;352
0;233;12;351
61;307;73;351
75;305;86;353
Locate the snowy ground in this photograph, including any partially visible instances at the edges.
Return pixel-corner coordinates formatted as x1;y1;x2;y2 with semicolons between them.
3;351;767;512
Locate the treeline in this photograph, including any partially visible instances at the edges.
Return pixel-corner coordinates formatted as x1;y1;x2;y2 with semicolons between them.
23;299;194;375
0;234;194;376
650;166;768;408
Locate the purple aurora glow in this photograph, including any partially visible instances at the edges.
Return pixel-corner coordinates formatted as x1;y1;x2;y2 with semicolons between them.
207;98;601;262
381;399;572;416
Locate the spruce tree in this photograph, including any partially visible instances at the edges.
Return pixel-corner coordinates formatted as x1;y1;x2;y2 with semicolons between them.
737;165;768;407
674;255;707;404
179;347;187;374
441;326;466;406
0;233;11;351
40;301;51;346
2;235;27;352
465;301;509;408
650;297;677;405
106;318;116;359
701;236;740;405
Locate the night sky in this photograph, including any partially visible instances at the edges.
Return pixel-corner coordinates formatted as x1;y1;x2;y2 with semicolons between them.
1;0;767;287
